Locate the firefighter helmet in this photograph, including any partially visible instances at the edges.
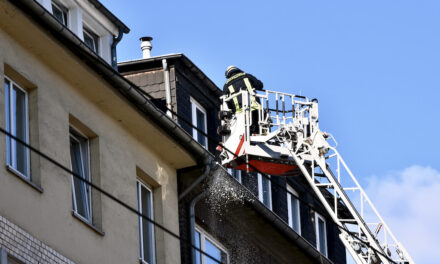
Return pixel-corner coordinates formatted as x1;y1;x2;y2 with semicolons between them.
225;65;242;78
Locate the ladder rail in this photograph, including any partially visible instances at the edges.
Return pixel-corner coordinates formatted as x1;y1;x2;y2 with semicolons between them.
290;144;392;264
220;88;415;264
329;147;415;263
290;150;370;264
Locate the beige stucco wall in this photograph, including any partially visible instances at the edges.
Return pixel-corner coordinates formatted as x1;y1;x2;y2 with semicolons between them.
0;1;194;263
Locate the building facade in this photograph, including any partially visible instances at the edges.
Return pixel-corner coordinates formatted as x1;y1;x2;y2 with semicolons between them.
118;42;346;263
1;0;347;263
0;0;212;263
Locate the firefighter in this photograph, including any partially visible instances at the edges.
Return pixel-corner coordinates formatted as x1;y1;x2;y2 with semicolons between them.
223;65;264;134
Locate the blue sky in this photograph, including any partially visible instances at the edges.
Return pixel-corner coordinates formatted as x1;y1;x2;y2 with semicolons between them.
101;1;439;263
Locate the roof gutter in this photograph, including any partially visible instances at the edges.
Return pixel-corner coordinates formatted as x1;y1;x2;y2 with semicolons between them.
13;0;212;165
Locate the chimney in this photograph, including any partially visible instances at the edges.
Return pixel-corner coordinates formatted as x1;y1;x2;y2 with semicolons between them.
140;36;153;58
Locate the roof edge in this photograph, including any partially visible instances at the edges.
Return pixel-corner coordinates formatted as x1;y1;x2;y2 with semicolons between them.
87;0;130;33
13;0;212;165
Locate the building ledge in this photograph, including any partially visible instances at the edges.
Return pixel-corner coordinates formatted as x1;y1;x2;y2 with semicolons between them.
72;211;105;236
6;165;43;193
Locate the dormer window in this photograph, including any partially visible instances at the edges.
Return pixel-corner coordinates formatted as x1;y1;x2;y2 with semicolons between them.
83;28;99;54
52;2;68;26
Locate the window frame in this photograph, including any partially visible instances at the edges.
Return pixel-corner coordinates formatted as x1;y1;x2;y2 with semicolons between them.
0;247;24;264
69;127;92;223
195;226;229;264
83;27;100;54
190;97;208;149
137;180;156;264
4;76;30;180
227;168;241;183
315;212;328;257
257;173;272;210
51;1;68;26
287;185;301;234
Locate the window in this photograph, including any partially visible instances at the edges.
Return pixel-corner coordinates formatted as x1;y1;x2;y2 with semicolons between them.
83;28;99;54
195;227;229;264
70;128;92;222
315;213;327;257
257;173;272;209
51;1;68;26
287;185;301;234
190;97;208;149
227;168;241;183
137;181;155;264
4;77;30;179
0;247;24;264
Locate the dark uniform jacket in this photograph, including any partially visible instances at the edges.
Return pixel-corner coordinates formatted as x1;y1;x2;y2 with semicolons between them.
222;72;264;112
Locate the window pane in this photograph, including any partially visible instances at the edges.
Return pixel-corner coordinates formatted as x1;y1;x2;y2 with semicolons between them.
14;86;28;175
262;176;271;208
291;198;300;233
52;4;67;26
205;239;222;264
83;31;96;52
196;108;206;146
140;185;154;263
10;85;28;176
229;169;241;182
5;79;11;165
70;137;89;220
195;231;201;264
318;218;326;254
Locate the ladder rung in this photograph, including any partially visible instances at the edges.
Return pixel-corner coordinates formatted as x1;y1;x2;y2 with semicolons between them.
340;219;357;223
315;183;333;188
343;187;360;191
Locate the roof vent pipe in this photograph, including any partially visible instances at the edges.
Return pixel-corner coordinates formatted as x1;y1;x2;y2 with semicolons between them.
140;36;153;58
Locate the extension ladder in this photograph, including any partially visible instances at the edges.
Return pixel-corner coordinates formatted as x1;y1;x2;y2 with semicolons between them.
219;89;414;264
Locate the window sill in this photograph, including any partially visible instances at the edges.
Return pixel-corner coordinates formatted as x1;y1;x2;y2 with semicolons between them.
6;165;43;193
72;211;105;236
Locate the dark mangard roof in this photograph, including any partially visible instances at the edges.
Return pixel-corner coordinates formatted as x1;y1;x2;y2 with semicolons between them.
118;54;222;98
198;165;334;264
12;0;211;164
87;0;130;33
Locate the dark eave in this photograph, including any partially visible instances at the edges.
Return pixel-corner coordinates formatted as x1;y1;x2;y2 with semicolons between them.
87;0;130;33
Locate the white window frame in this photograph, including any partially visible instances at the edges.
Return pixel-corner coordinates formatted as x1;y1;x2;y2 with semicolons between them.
227;168;241;183
137;180;156;264
195;226;229;264
4;76;30;179
190;97;208;149
83;27;100;54
70;127;92;223
51;1;68;26
315;212;328;257
257;173;272;210
287;185;301;234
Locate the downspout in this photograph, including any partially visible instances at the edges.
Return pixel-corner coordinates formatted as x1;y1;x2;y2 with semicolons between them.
179;159;213;264
179;163;211;200
162;59;172;117
189;191;208;264
111;27;124;70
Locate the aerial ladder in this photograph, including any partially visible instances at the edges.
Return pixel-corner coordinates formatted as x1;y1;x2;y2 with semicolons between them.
218;89;414;264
